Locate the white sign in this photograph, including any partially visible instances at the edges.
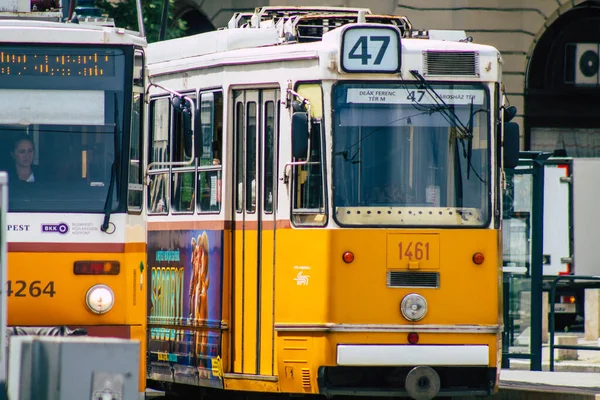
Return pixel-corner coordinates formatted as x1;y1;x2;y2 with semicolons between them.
341;26;400;73
0;89;105;125
293;265;311;286
347;88;485;105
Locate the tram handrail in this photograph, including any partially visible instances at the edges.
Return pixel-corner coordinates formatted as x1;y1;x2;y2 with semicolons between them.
548;275;600;371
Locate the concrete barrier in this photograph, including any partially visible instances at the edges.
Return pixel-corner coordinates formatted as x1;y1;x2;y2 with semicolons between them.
557;335;579;361
452;369;600;399
585;289;600;341
542;291;549;343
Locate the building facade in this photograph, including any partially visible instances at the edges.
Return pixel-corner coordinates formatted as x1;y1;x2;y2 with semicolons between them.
174;0;600;154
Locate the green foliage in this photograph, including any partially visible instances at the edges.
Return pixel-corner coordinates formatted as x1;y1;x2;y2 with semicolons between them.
95;0;187;43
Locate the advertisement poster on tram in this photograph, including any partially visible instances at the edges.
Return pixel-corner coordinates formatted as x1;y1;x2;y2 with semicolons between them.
147;229;223;385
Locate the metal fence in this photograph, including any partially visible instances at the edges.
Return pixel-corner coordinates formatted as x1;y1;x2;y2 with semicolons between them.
548;275;600;371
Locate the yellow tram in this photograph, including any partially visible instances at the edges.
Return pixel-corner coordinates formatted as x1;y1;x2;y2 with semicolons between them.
144;6;519;399
0;6;148;395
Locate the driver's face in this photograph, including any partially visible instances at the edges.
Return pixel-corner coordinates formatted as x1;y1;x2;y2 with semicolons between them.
12;140;34;169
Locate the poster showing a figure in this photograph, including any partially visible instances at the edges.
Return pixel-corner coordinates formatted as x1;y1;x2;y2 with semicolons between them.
147;229;223;386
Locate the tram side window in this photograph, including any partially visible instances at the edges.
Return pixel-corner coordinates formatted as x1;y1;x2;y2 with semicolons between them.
197;91;223;213
264;100;278;214
235;100;244;213
128;92;143;211
246;102;257;213
148;98;171;214
171;94;196;213
292;120;326;226
291;83;326;226
128;49;145;211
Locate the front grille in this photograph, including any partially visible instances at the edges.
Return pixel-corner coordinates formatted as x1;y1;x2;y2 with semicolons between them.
423;51;479;76
302;368;312;388
387;271;440;288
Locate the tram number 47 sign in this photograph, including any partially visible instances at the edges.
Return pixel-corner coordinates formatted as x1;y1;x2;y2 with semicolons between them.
341;26;400;73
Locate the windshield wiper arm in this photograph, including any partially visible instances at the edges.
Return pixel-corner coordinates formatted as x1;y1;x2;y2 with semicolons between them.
101;93;121;233
411;70;486;182
466;98;474;179
409;70;473;139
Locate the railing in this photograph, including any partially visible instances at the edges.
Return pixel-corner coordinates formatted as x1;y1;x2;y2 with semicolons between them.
548;275;600;371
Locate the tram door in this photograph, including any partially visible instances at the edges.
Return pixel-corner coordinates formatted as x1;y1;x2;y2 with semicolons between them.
232;89;280;376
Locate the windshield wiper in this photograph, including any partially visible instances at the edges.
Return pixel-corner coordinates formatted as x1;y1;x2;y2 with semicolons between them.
410;70;487;183
409;70;473;139
101;92;121;233
465;98;474;179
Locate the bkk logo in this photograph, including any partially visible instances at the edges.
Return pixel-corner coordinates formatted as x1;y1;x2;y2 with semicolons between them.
41;223;69;235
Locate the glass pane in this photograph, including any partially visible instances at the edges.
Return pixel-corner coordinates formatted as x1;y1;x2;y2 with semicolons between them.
198;169;221;212
151;98;170;164
264;101;275;213
235;101;244;212
5;121;118;212
172;170;195;212
199;92;214;165
197;91;223;214
503;172;534;356
0;46;126;213
502;173;532;274
505;275;532;355
292;121;326;226
293;122;324;209
128;93;143;209
332;82;490;227
246;102;256;213
148;172;169;214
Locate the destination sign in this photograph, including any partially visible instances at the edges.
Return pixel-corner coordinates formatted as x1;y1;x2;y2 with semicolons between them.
0;46;118;77
347;88;486;105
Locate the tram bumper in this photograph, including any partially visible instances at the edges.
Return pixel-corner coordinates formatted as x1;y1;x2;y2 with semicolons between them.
317;344;495;399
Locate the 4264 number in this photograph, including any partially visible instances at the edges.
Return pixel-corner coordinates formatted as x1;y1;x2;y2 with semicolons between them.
6;280;56;297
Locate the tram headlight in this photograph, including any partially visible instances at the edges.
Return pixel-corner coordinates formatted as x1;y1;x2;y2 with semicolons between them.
400;293;428;322
85;284;115;314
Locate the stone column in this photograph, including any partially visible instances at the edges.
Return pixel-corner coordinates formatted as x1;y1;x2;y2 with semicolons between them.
585;289;600;340
542;291;549;343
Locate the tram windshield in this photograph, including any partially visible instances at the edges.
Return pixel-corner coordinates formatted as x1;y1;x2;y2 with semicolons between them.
332;82;491;227
0;45;127;213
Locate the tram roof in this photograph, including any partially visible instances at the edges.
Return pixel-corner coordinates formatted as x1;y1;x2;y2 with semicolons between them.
0;19;146;46
147;6;500;69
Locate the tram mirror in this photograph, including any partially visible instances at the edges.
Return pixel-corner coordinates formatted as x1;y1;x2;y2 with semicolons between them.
182;109;194;157
291;112;309;159
505;105;517;123
292;99;306;112
183;114;193;157
172;96;194;157
172;96;183;111
503;121;520;169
